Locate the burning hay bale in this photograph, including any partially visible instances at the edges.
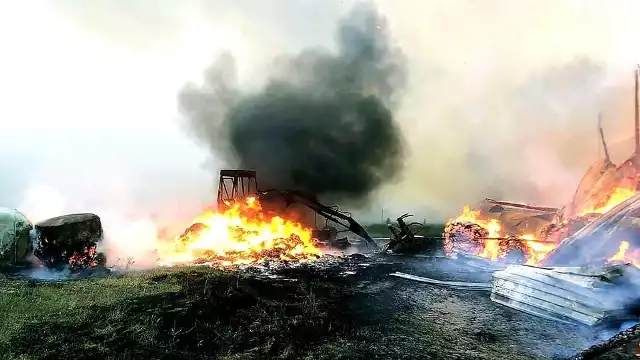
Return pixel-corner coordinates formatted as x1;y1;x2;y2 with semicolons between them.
443;221;487;255
442;206;546;264
442;185;639;266
33;213;105;270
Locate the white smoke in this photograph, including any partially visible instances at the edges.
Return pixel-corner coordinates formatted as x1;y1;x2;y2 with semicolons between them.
18;184;66;224
15;183;183;270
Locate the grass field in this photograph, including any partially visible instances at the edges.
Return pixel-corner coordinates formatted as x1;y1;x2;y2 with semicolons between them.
0;254;599;360
0;266;371;360
0;222;444;359
0;222;603;360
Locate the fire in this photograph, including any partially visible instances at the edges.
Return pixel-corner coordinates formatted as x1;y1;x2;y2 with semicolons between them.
454;206;502;238
158;197;322;266
445;187;638;265
450;206;502;260
445;206;557;265
579;187;636;216
520;234;557;265
68;246;98;268
607;240;640;268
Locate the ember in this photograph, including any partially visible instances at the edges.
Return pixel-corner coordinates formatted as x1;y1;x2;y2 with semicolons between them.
158;197;322;266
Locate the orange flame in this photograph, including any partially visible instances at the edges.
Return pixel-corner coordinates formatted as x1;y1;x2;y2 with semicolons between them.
607;240;640;268
449;206;502;261
445;210;564;265
579;187;636;216
446;187;637;265
520;234;557;265
158;197;322;266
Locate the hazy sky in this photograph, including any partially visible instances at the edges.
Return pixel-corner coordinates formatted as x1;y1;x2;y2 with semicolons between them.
2;0;640;229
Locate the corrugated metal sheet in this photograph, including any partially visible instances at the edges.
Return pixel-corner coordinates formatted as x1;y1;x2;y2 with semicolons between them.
491;265;630;326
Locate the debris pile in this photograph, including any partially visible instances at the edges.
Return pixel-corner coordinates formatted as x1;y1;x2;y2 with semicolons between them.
443;71;640;267
443;186;637;265
568;323;640;359
540;193;640;267
157;197;323;267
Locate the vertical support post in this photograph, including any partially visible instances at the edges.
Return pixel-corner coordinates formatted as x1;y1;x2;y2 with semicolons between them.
635;66;639;153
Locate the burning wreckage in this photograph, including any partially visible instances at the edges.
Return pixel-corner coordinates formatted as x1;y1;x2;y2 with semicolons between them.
392;68;640;327
0;168;382;276
5;71;640;336
0;169;380;274
157;169;380;267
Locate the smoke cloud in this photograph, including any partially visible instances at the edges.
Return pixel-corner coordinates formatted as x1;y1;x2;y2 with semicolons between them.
179;3;406;203
2;0;640;243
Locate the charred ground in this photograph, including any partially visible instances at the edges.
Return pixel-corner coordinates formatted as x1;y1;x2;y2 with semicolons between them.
0;249;610;360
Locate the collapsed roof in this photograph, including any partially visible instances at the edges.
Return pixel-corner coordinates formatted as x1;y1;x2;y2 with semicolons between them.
541;193;640;266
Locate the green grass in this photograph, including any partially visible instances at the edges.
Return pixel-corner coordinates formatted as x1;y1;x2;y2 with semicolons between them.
0;260;586;359
0;267;359;360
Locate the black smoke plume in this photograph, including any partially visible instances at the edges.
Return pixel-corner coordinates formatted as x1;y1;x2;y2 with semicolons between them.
179;3;406;203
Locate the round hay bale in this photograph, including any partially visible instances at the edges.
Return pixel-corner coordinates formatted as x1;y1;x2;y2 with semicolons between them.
443;221;488;255
34;213;103;269
0;208;33;267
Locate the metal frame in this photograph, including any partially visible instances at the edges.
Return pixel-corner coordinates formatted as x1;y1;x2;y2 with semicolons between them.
216;170;258;208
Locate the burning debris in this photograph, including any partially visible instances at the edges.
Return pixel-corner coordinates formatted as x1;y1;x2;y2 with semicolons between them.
443;169;637;266
157;197;323;267
540;193;640;267
442;68;640;267
443;204;557;265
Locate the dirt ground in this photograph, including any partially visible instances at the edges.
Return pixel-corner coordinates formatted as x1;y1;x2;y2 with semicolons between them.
0;253;625;359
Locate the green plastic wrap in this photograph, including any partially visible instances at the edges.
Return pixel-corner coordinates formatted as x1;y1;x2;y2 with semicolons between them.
0;208;33;266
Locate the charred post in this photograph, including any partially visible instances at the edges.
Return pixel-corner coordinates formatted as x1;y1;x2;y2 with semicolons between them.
635;66;639;154
598;113;611;162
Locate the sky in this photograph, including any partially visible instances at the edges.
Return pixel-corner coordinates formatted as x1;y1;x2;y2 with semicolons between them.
2;0;640;241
